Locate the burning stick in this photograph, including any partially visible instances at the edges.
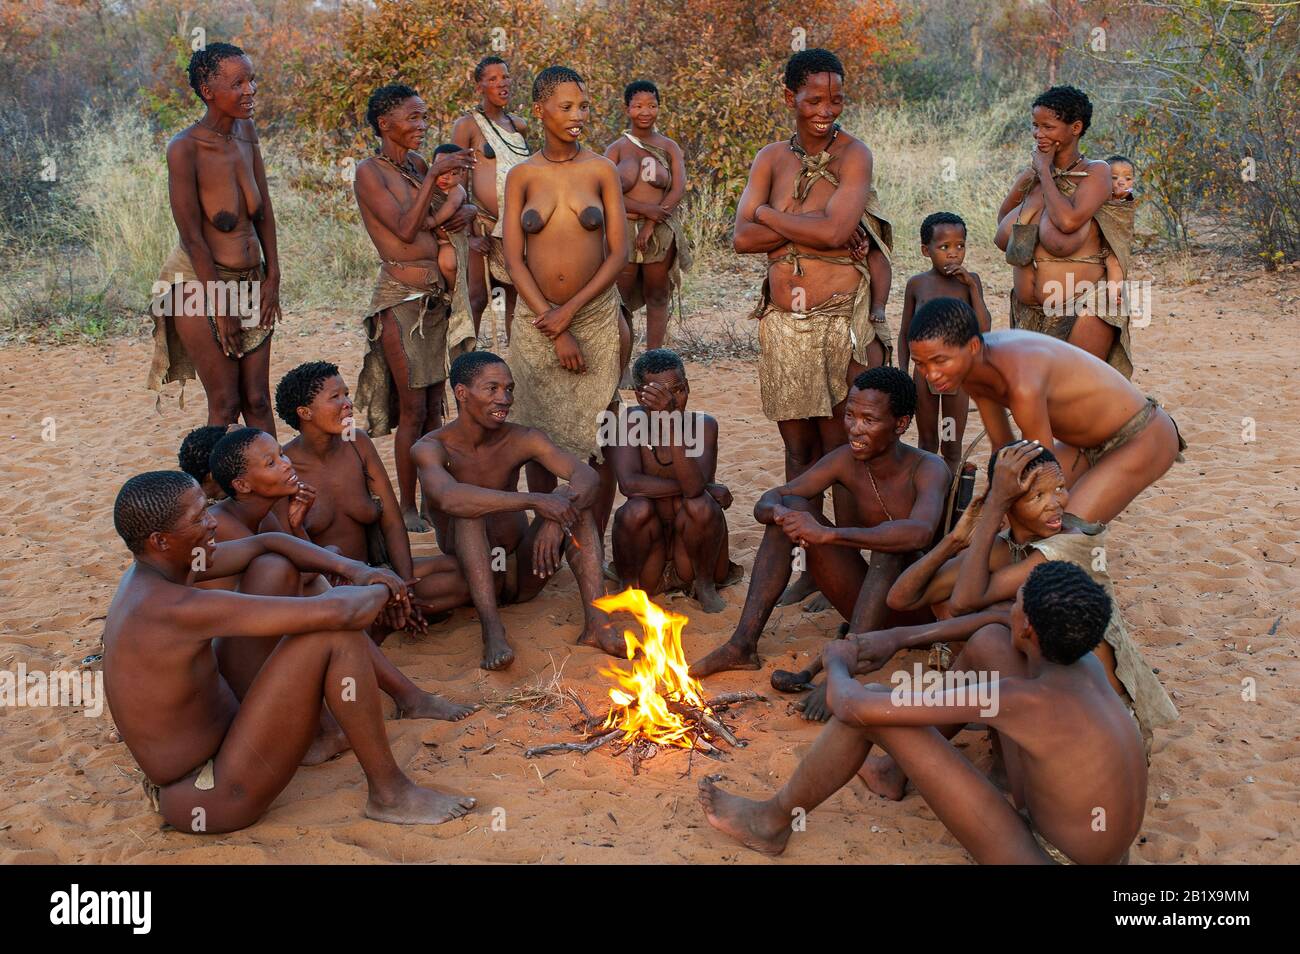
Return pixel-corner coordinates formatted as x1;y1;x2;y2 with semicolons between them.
524;730;620;759
667;701;744;748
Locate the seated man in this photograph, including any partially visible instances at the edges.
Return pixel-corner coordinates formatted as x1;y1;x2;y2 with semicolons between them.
104;471;477;834
204;428;476;728
608;348;742;614
689;366;950;721
907;297;1185;525
699;560;1148;864
855;438;1178;797
413;351;624;671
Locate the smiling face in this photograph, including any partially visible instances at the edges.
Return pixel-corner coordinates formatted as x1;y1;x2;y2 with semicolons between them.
1030;104;1082;157
843;387;906;461
159;484;219;566
1007;463;1069;539
232;433;300;500
478;62;512;109
909;336;979;395
626;91;659;132
535;81;589;146
923;223;967;274
380;95;429;151
203;54;256;119
456;361;514;429
299;374;354;437
786;71;844;141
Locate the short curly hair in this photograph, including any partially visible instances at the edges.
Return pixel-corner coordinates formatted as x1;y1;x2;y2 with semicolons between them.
632;348;685;387
532;65;585;104
1031;85;1093;136
209;427;265;498
907;297;981;348
624;79;659;106
275;361;341;431
920;211;966;245
449;350;508;392
187;42;247;100
178;425;227;485
1022;561;1111;664
785;48;844;93
114;471;199;553
851;365;917;419
366;84;420;138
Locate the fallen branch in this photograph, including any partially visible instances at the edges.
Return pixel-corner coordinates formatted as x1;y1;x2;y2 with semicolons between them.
669;701;743;748
705;690;769;710
524;730;620;759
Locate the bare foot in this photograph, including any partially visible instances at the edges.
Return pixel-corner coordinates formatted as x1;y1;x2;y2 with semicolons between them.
794;682;832;722
691;580;726;614
403;507;431;534
697;777;790;856
803;593;832;613
301;727;350;766
689;640;761;678
857;753;907;801
396;692;482;722
481;623;515;671
365;781;477;826
577;617;627;656
771;668;815;693
775;572;818;607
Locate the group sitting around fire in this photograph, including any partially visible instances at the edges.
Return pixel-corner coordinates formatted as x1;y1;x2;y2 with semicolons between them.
107;43;1182;863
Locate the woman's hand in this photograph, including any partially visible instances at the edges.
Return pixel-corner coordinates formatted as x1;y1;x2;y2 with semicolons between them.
214;313;243;359
989;439;1041;506
641;204;669;224
286;480;317;533
444;203;477;233
553;330;586;373
534;302;574;339
258;269;281;330
1030;147;1054;180
428;149;476;180
635;220;655;253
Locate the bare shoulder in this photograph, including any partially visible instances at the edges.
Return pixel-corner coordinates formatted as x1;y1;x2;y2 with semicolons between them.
914;448;952;487
165;128;197;162
235;118;260;145
508;112;529;131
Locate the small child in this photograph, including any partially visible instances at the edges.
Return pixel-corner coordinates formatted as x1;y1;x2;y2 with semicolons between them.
430;143;470;292
1102;155;1136;316
897;212;992;477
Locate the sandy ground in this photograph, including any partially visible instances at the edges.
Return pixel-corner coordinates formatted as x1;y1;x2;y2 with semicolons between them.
1;258;1297;865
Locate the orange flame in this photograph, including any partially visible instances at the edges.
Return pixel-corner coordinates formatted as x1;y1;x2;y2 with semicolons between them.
594;588;708;748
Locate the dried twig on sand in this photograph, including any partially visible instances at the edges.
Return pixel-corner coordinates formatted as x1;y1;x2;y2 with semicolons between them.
705;690;769;710
487;656;572;714
524;730;620;759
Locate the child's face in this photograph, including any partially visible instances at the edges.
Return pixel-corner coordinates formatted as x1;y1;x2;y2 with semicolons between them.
436;167;465;191
1109;162;1134;198
922;223;967;274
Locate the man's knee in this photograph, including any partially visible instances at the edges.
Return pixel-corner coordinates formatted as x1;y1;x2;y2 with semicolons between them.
616;495;656;528
242;553;299;595
779;493;814;513
679;492;722;527
960;622;1013;670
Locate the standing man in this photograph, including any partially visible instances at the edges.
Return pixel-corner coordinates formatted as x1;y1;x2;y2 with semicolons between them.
733;48;894;609
452;56;531;342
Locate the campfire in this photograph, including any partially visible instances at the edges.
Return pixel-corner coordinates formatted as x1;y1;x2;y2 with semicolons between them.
524;588;766;773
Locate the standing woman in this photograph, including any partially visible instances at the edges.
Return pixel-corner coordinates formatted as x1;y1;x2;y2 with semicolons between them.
148;43;280;435
605;80;692;352
352;84;479;533
503;66;631;533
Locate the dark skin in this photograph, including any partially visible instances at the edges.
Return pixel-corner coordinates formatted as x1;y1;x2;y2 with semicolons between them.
412;361;624;671
604;90;687;350
910;329;1183;525
165;53;279;434
354;93;479;533
503;78;631;537
273;391;481;723
733;70;891;608
857;441;1125;800
103;483;476;833
689;386;948;722
609;367;734;613
897;223;992;475
451;61;528;337
994;104;1115;361
698;585;1148;864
